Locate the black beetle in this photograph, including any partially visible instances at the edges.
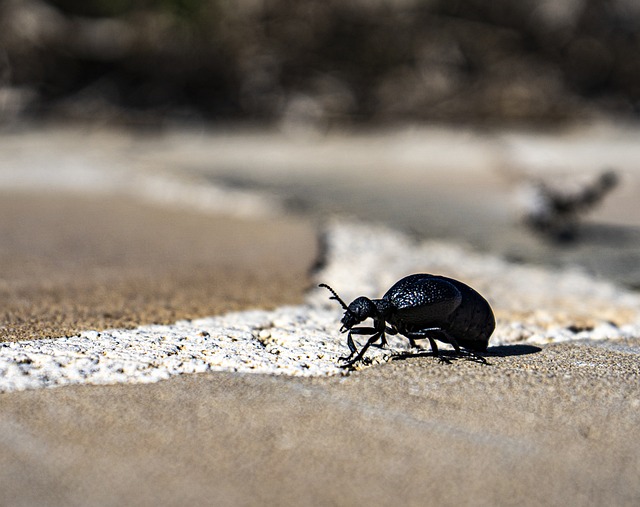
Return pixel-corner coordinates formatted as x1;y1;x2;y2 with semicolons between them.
320;273;495;366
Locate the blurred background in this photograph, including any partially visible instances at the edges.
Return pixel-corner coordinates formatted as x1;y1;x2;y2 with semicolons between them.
2;0;640;127
2;0;640;290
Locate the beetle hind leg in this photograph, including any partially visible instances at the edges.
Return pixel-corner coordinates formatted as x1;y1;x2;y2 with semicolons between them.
459;349;488;364
437;331;487;364
402;329;486;363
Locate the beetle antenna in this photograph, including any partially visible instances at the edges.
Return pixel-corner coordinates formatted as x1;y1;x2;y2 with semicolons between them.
318;283;349;311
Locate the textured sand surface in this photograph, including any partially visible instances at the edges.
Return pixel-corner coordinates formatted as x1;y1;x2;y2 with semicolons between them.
0;341;638;507
0;192;317;342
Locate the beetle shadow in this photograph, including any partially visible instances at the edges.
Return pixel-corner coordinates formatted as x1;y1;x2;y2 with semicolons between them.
389;350;488;365
388;344;541;365
484;344;542;357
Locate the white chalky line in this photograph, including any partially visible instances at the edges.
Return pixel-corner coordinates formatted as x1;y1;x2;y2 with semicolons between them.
0;307;346;392
1;221;640;392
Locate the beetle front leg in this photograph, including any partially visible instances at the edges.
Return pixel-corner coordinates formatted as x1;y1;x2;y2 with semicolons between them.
341;332;383;367
339;326;377;362
339;332;357;362
346;332;357;355
339;326;388;366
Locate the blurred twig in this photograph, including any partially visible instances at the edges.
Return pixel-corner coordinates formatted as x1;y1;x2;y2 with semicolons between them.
519;169;619;241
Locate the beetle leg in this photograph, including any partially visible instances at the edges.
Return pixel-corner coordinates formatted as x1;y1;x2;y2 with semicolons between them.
341;332;383;366
426;338;454;364
338;331;358;362
385;325;398;335
347;332;357;354
423;336;456;363
401;328;442;352
433;330;487;364
339;327;377;362
371;321;388;349
405;335;424;351
402;329;460;363
348;327;378;335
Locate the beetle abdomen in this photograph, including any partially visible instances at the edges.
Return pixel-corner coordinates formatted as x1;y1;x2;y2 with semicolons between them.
445;279;495;351
385;274;494;352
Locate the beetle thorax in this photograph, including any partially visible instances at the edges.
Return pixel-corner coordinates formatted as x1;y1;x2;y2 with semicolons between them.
340;297;394;331
373;298;393;318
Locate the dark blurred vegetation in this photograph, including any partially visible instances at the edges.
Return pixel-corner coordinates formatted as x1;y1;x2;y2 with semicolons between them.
1;0;640;125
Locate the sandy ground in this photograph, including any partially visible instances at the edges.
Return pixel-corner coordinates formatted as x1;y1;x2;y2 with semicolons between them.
0;191;317;341
1;342;638;507
1;125;639;506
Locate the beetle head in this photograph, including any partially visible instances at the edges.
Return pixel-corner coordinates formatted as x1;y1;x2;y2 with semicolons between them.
340;297;377;332
319;283;378;332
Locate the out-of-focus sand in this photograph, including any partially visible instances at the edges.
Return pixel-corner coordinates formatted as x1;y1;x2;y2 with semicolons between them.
0;191;317;341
